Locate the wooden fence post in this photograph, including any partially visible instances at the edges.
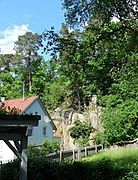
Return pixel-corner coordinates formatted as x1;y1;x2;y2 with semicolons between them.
78;149;80;160
44;144;104;161
85;147;87;157
95;144;98;153
60;150;62;162
73;149;75;160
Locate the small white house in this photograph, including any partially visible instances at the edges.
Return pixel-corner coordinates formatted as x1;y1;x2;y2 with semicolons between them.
0;96;57;162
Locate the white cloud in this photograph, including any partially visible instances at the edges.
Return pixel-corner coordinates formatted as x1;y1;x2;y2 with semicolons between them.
0;24;31;54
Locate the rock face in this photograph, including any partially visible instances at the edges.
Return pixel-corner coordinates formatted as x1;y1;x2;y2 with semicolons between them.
52;96;102;150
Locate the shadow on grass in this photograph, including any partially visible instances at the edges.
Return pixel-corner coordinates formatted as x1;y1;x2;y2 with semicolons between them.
0;147;138;180
1;155;137;180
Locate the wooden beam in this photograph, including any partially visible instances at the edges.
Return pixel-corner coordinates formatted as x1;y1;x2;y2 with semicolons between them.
26;126;33;136
0;115;41;126
4;140;22;161
14;141;21;153
0;133;22;140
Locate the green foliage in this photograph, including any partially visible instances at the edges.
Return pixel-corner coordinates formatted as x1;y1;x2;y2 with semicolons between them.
0;54;18;71
43;20;138;110
95;47;138;145
28;140;60;158
40;140;60;155
0;147;138;180
96;99;138;145
43;75;71;110
0;159;19;180
28;144;41;158
62;0;137;26
69;120;92;147
0;75;23;100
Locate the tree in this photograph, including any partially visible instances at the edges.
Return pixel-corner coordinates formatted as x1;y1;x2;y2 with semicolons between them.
0;54;17;72
43;21;138;111
0;53;23;99
96;98;138;145
62;0;137;26
0;32;48;100
43;25;81;110
43;24;98;110
14;32;43;91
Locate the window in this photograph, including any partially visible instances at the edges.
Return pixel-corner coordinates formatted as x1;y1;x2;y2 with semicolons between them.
43;126;47;136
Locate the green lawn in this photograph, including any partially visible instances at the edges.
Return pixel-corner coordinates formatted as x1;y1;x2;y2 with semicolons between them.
82;146;138;180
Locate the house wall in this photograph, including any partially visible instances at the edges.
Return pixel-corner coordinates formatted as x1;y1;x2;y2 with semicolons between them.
25;99;53;145
0;141;15;163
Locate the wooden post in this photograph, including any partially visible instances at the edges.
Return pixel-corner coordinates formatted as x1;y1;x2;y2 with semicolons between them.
85;147;87;157
95;144;97;153
101;144;104;150
78;149;80;160
20;136;28;180
73;149;75;160
60;150;62;162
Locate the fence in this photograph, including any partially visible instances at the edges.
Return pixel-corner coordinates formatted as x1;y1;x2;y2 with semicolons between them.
45;144;104;161
0;144;104;165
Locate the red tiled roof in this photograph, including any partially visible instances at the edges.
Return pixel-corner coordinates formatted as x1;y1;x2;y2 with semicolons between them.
2;96;38;113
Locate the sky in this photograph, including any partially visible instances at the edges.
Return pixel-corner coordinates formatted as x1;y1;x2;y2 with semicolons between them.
0;0;65;54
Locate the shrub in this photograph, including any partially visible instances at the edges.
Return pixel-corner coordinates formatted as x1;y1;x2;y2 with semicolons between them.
69;120;92;147
0;159;19;180
28;140;60;158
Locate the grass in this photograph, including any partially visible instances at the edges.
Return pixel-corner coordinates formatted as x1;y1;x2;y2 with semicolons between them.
84;146;138;164
0;146;138;180
82;146;138;179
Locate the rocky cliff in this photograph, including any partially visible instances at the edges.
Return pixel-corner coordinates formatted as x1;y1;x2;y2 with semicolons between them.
52;95;102;150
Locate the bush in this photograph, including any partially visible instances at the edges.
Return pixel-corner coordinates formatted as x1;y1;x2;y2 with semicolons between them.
69;120;92;147
0;160;19;180
28;140;60;158
41;140;60;155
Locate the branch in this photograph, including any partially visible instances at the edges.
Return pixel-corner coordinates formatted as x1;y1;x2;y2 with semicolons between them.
89;24;138;47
